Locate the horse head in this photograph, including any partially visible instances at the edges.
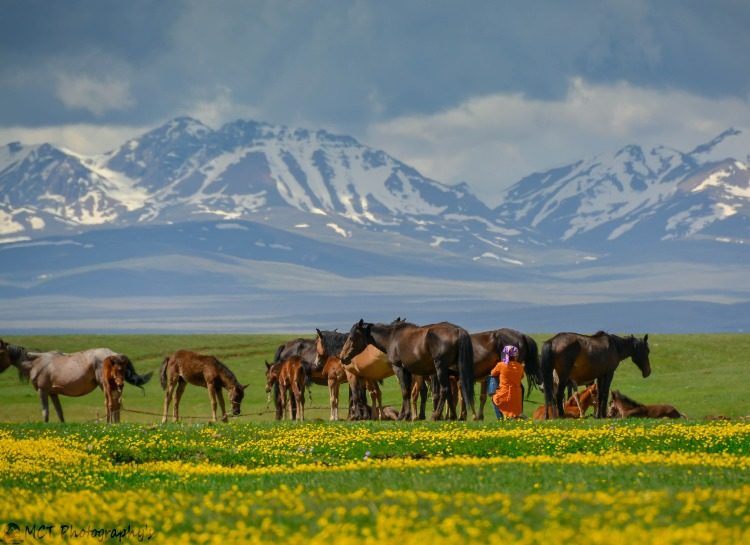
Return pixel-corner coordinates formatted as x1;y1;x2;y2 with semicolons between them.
313;329;328;370
229;383;247;416
265;361;280;393
108;356;128;393
631;334;651;378
340;319;372;365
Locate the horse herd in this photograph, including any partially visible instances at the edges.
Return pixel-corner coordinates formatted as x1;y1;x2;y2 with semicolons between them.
0;322;684;423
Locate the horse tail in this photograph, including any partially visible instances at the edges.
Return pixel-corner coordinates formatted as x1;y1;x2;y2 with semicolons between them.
540;341;556;418
457;329;475;412
124;356;153;389
523;335;541;387
159;357;170;390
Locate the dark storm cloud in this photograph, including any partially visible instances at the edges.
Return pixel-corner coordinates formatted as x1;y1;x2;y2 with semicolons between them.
1;1;749;132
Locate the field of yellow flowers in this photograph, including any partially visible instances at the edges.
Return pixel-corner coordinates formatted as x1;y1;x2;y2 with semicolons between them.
2;420;750;545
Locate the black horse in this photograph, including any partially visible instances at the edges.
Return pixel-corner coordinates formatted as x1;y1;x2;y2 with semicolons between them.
541;331;651;419
340;319;474;421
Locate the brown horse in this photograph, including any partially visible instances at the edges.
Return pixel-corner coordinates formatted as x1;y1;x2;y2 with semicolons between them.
541;331;651;419
311;354;351;421
340;319;474;421
160;350;247;423
265;357;305;421
102;355;128;423
533;382;598;420
608;390;685;419
28;348;152;422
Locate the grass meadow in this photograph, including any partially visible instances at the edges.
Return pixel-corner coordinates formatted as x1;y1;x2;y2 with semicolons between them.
1;333;749;544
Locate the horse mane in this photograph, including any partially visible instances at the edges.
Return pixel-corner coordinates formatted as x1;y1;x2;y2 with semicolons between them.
7;344;32;383
319;330;348;356
215;358;241;389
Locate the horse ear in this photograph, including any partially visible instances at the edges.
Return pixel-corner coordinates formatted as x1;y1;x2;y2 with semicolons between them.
265;361;270;369
357;318;364;327
316;328;322;337
644;334;649;343
242;383;249;390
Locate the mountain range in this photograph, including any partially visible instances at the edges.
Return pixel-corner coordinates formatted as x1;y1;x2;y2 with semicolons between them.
1;117;748;333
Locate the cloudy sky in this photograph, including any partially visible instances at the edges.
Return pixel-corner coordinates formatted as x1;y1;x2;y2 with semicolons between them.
2;0;750;204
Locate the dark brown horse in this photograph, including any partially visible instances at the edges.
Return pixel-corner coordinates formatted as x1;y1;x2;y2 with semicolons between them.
541;331;651;419
160;350;247;423
608;389;685;419
340;319;474;421
265;357;305;421
102;355;128;423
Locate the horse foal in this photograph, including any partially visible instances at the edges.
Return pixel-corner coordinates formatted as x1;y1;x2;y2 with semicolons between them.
160;350;247;423
102;355;127;423
265;357;305;421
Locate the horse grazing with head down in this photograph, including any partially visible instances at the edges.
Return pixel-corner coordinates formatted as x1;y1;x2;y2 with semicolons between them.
608;390;685;419
541;331;651;419
340;319;474;421
265;357;305;421
102;355;128;423
160;350;247;423
28;348;152;422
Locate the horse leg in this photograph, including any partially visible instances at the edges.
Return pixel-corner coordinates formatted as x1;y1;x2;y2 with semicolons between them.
456;377;467;421
162;376;177;423
410;376;422;422
328;378;338;421
39;390;50;423
104;388;112;424
50;394;64;423
432;365;455;421
477;379;487;421
416;378;427;420
207;383;220;422
596;372;615;419
372;381;384;420
171;380;186;422
280;384;290;420
392;366;413;421
114;393;121;423
216;389;228;423
293;380;304;421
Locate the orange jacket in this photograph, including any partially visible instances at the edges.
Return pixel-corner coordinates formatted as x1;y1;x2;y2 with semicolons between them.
490;361;525;417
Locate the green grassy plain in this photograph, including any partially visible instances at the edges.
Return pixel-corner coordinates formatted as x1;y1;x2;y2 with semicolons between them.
1;333;748;423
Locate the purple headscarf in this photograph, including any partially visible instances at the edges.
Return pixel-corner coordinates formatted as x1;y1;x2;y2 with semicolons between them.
502;345;519;363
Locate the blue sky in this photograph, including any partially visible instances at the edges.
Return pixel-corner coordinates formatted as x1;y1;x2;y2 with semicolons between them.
2;0;750;203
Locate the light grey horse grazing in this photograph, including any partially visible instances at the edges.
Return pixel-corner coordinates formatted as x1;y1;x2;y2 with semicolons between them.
29;348;152;422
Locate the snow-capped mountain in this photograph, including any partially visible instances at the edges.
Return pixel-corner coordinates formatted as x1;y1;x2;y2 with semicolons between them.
496;128;750;248
1;117;527;263
2;117;749;259
2;119;749;332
